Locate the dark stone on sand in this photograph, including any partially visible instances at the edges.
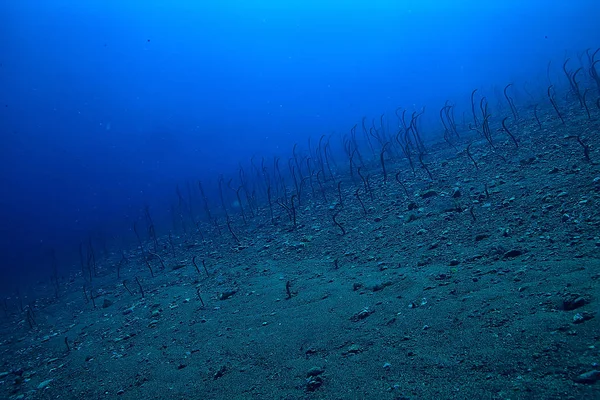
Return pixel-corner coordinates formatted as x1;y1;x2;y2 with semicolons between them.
503;249;523;258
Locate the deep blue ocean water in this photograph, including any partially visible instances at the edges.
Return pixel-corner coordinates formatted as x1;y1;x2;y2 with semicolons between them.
1;0;599;290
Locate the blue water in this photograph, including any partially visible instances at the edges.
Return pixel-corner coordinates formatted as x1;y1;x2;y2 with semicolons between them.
1;0;599;289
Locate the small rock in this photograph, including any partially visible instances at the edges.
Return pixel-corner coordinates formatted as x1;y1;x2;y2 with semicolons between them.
347;344;362;354
218;290;237;300
573;370;600;384
573;312;595;324
37;379;53;390
563;295;586;311
350;307;373;321
306;375;323;392
520;156;536;165
404;213;418;223
475;233;489;241
420;189;438;199
213;365;227;380
372;282;392;292
306;367;325;377
503;249;523;258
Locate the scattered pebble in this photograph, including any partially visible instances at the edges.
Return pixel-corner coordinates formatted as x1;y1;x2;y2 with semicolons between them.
37;379;53;390
305;367;324;392
347;344;362;354
573;370;600;384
